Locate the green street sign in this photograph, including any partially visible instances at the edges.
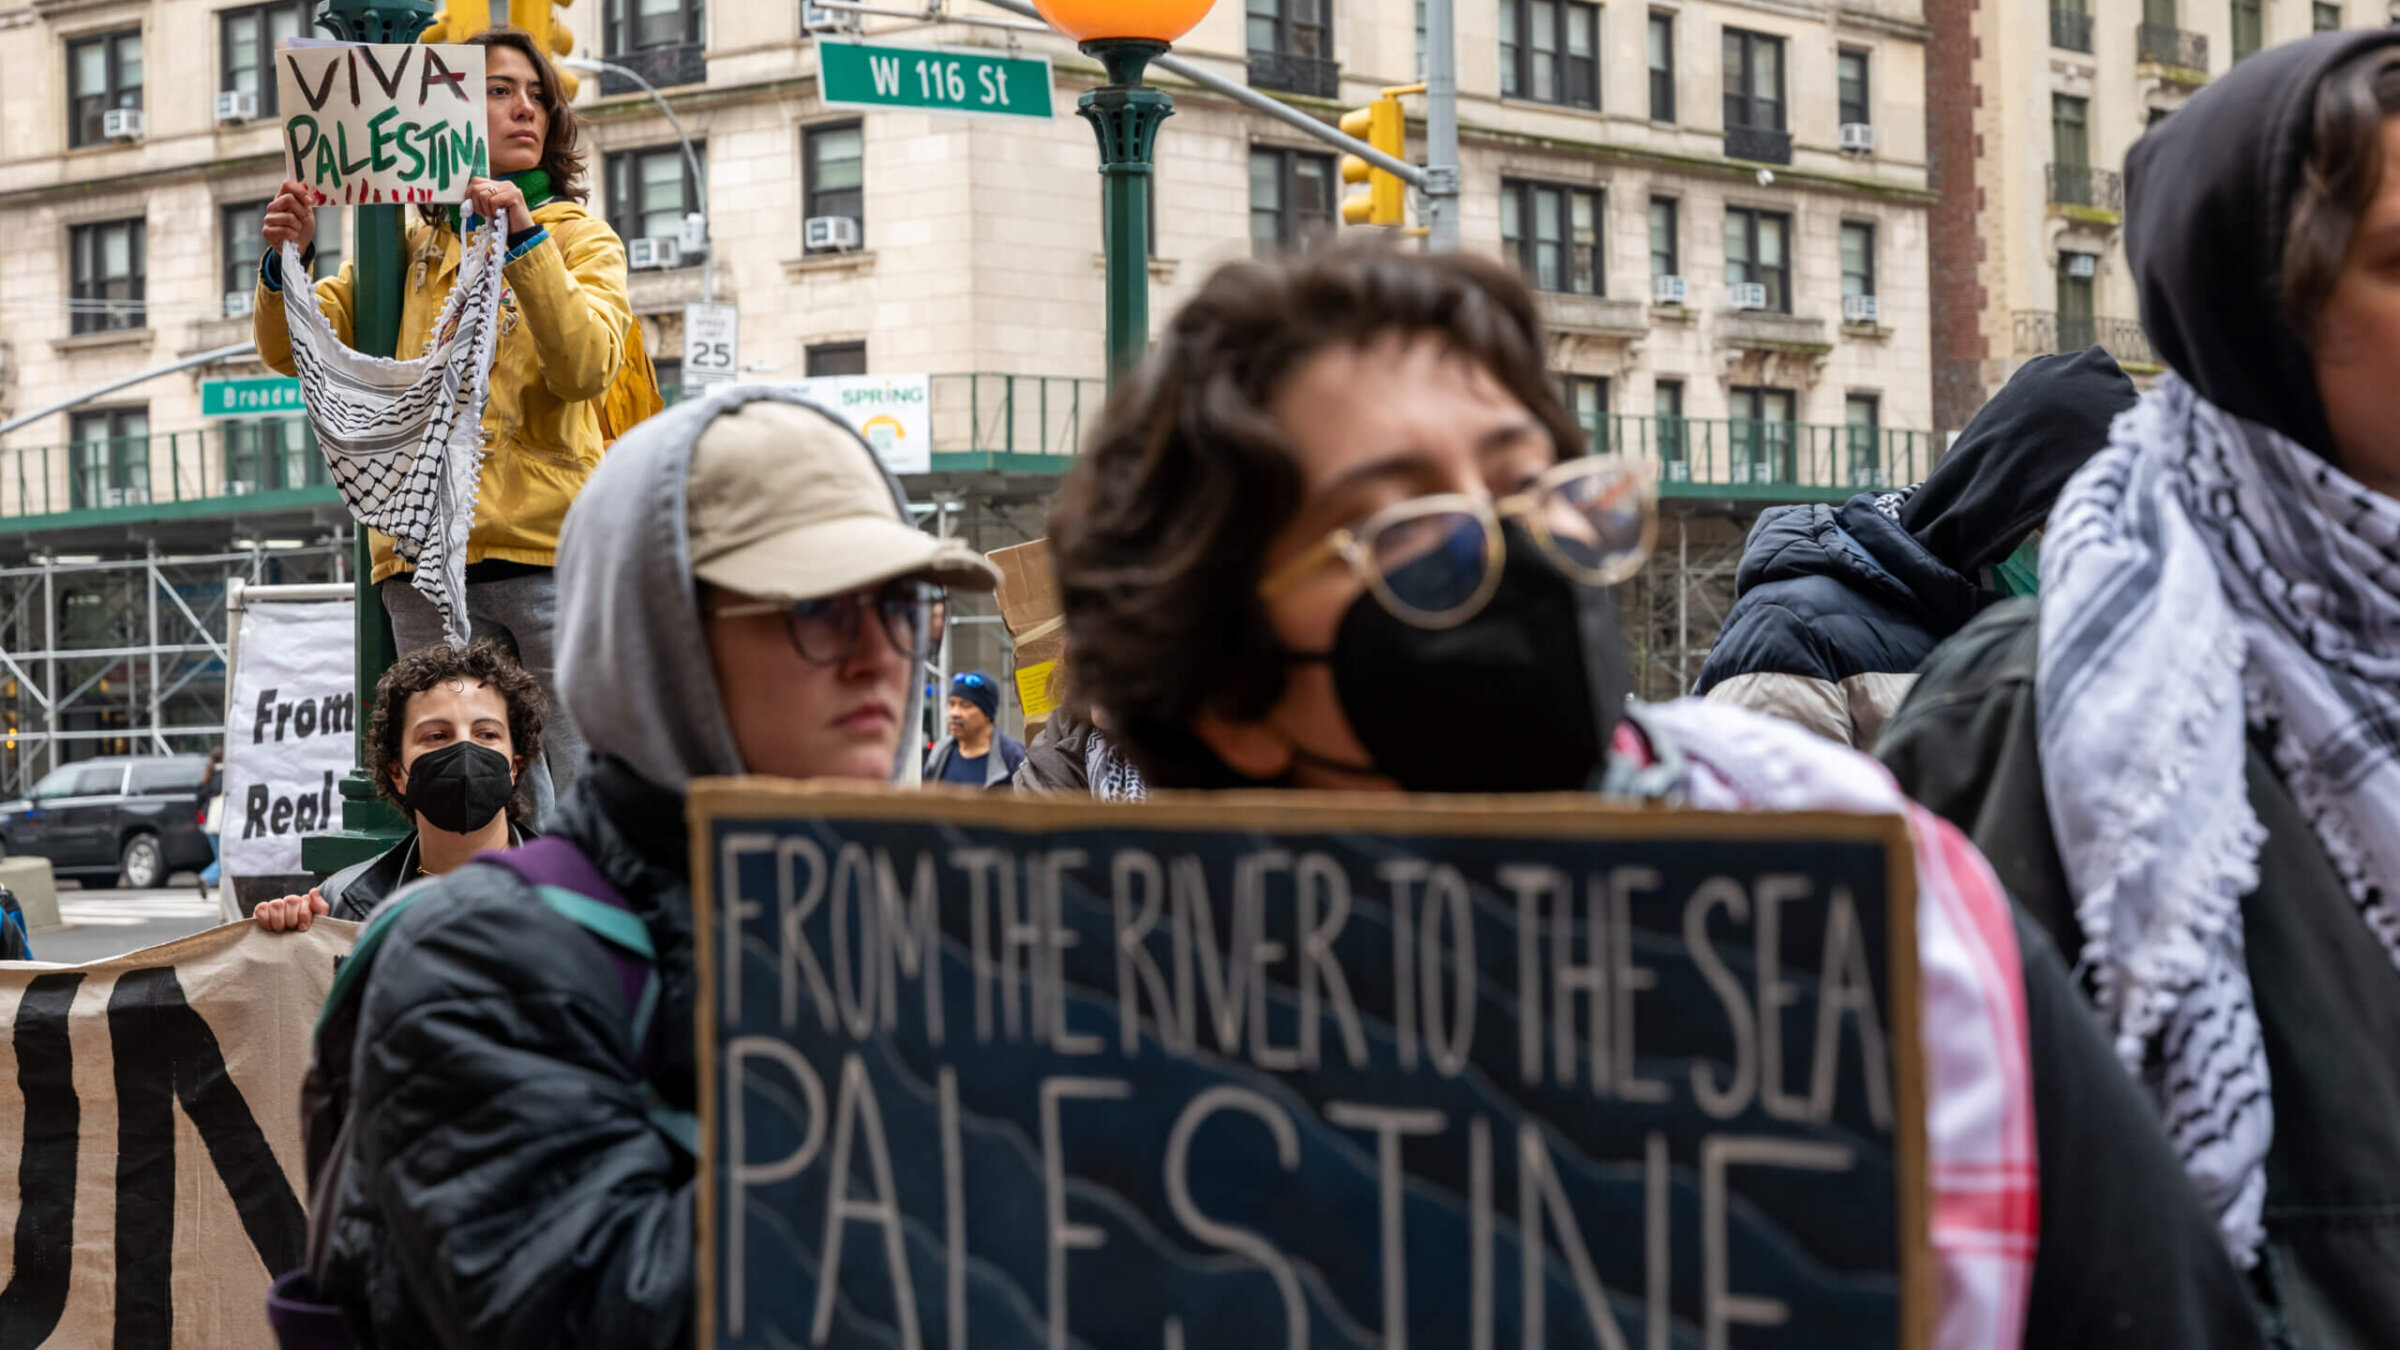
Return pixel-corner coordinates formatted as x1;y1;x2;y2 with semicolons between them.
819;41;1053;119
201;377;305;418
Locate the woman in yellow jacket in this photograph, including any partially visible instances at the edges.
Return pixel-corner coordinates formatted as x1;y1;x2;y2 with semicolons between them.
252;29;630;823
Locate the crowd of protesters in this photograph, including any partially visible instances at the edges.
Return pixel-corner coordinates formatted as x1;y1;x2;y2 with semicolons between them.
225;23;2400;1350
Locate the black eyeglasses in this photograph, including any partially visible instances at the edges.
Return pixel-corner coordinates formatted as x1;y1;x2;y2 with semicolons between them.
713;579;950;666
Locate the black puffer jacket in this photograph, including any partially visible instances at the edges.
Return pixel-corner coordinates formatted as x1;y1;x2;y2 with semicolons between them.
1694;493;1987;747
316;757;695;1348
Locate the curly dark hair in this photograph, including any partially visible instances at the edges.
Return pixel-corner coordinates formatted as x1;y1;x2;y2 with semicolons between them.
2284;46;2400;342
367;641;547;829
414;28;591;227
1048;243;1582;788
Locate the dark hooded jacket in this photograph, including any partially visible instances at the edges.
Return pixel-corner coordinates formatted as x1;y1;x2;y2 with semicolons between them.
1696;347;2136;747
310;388;936;1348
1884;30;2400;1350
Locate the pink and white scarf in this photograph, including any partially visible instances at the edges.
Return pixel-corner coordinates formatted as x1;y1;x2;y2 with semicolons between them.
1643;698;2039;1350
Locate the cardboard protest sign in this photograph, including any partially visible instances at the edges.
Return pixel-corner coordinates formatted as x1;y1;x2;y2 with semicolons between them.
278;41;488;206
221;596;355;913
988;539;1063;730
692;783;1929;1350
0;920;356;1347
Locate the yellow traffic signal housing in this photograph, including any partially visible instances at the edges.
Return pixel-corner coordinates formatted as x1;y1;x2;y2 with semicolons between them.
1339;94;1407;228
424;2;580;97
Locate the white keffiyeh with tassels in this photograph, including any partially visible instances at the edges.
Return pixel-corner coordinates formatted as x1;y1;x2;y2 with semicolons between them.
277;224;508;646
2038;374;2400;1266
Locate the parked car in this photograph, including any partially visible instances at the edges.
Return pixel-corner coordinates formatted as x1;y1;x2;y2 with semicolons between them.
0;755;214;889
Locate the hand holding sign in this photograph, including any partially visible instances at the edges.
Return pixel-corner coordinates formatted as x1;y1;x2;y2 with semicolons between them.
262;178;318;254
278;41;488;206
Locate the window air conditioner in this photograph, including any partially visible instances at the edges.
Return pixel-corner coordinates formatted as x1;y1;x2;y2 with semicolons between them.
1652;274;1688;305
222;290;254;319
1664;460;1692;483
121;484;149;505
1728;282;1768;311
677;211;710;255
215;90;259;125
805;215;862;252
2064;253;2097;278
102;108;145;141
801;2;862;33
627;236;683;270
1843;294;1880;324
1838;122;1876;153
226;480;256;496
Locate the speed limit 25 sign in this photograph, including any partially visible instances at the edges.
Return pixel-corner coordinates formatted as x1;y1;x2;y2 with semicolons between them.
683;302;739;386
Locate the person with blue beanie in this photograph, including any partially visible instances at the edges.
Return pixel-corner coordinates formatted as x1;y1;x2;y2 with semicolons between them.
924;670;1026;788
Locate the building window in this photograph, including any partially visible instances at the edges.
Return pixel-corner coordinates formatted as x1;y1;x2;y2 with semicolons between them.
1416;0;1428;75
1723;207;1790;313
69;218;145;335
1837;48;1870;126
1840;222;1876;300
2315;1;2342;30
1722;29;1784;132
1647;12;1675;122
222;201;342;305
606;0;704;54
1655;379;1686;466
607;144;706;250
1502;181;1604;296
1845;394;1882;485
221;2;310;118
1649;196;1679;279
1563;375;1610;454
2231;0;2263;57
1500;0;1600;108
67;29;142;150
1247;0;1337;98
68;408;147;511
651;356;683;395
2052;94;2090;168
807;342;868;377
1729;386;1796;484
2058;252;2098;350
1249;147;1336;259
804;122;864;249
225;419;322;492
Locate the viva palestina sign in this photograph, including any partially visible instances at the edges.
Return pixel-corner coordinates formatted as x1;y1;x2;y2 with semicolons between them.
221;592;355;914
692;784;1930;1350
819;40;1054;119
785;374;932;474
0;921;356;1346
277;39;488;205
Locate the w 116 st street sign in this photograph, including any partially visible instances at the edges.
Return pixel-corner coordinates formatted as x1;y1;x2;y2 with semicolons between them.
819;40;1053;119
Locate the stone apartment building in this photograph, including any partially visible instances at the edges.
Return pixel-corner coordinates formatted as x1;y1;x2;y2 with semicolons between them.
1925;0;2390;434
0;0;1939;775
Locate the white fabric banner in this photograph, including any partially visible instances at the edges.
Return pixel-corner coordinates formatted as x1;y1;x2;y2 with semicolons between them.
221;600;356;887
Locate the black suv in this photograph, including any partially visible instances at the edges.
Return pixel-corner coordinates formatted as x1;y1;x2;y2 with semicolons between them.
0;755;213;889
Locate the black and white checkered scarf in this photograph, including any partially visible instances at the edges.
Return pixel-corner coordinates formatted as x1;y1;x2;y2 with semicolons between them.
278;226;508;646
2037;373;2400;1266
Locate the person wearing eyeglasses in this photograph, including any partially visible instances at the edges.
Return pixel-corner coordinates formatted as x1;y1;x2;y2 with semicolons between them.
1048;246;2265;1349
924;671;1027;788
288;392;996;1347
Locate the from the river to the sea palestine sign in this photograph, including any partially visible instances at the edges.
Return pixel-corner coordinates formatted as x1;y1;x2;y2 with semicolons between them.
690;782;1931;1350
818;40;1054;119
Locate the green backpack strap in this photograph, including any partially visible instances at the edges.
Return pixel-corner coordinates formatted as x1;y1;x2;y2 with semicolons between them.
311;884;438;1039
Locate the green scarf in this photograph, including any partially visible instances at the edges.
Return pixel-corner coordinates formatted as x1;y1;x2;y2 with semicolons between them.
1991;533;2042;597
446;168;554;236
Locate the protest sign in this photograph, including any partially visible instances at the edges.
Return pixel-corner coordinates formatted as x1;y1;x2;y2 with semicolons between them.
277;41;488;206
0;920;356;1347
221;590;355;914
692;783;1929;1350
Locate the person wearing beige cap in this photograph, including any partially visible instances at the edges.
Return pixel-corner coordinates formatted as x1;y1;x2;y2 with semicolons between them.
286;389;995;1348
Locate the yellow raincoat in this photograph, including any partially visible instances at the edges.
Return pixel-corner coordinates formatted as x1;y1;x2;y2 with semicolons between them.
252;198;637;583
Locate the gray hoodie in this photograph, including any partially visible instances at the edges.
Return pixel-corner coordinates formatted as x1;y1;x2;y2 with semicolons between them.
553;384;929;791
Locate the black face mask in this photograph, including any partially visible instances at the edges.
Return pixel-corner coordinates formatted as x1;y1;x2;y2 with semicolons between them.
1288;526;1630;793
402;741;517;835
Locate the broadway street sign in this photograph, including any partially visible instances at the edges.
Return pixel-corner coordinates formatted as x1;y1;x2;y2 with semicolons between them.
691;783;1931;1350
819;40;1053;120
201;377;305;418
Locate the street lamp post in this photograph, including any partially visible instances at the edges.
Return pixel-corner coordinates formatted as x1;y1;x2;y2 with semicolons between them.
1031;0;1218;389
302;0;434;873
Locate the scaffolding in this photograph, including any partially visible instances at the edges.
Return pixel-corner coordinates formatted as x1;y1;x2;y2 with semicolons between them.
1620;507;1754;703
0;536;348;796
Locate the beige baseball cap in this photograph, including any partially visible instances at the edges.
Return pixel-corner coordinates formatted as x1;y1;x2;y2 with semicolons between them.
685;401;999;600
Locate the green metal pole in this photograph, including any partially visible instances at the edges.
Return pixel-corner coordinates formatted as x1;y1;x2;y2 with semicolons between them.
302;0;432;874
1076;41;1173;391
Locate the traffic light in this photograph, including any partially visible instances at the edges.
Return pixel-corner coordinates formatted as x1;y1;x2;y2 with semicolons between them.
1340;87;1411;229
423;2;580;97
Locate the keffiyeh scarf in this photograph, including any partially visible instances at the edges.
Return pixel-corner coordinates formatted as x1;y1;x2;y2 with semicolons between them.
279;224;509;646
2037;374;2400;1265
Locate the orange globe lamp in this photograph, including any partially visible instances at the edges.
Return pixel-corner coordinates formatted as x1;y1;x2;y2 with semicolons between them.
1044;0;1219;386
1029;0;1216;43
